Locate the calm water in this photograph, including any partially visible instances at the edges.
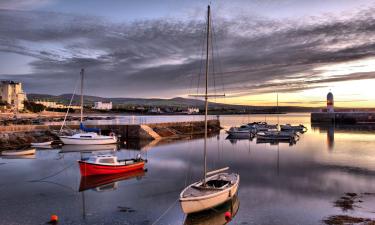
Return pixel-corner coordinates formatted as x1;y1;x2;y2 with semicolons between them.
1;113;375;225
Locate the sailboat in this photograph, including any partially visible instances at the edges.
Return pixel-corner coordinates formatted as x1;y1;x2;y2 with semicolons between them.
59;69;118;145
179;5;240;214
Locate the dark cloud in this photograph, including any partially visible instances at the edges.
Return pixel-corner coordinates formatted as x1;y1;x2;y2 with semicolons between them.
1;6;375;98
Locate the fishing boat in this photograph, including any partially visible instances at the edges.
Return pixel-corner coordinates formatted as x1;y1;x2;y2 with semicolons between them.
1;148;36;156
59;69;117;145
78;154;145;176
180;5;240;214
280;124;307;132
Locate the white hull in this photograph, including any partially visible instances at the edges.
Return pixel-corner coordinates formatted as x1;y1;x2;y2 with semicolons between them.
180;174;239;214
59;137;117;145
31;141;53;147
2;148;36;156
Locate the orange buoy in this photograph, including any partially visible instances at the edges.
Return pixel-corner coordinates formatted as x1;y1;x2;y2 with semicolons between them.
225;211;232;221
50;214;58;222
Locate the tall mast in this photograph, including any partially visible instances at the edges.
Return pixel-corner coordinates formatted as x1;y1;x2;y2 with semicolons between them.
80;68;84;123
203;5;210;185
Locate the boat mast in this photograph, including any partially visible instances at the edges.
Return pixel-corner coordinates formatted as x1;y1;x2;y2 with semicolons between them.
80;68;84;123
203;5;210;185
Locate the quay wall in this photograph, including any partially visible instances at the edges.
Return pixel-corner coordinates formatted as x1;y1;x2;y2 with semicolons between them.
0;120;221;149
311;112;375;124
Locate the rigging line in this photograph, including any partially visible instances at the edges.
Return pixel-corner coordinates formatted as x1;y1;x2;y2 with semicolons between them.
210;12;217;102
28;162;75;182
151;198;179;225
196;16;207;95
189;22;206;97
211;19;225;95
59;75;80;133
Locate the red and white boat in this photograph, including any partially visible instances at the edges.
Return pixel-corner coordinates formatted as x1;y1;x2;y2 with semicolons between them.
78;154;146;176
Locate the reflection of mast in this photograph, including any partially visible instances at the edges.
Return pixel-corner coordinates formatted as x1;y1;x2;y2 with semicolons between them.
277;144;280;176
80;152;86;219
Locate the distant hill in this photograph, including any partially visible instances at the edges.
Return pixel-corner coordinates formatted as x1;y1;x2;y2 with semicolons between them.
27;93;321;112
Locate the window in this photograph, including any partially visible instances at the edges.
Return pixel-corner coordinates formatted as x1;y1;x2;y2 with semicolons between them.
99;158;115;164
80;135;92;138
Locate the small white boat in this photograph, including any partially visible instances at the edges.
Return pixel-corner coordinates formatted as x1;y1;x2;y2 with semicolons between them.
256;131;297;141
31;141;53;147
226;127;253;138
180;170;240;214
60;132;117;145
2;148;36;156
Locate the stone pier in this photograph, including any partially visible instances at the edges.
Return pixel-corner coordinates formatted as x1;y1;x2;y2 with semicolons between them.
311;112;375;124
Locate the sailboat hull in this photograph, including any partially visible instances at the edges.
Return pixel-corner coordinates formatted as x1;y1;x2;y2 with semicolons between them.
59;136;117;145
180;173;240;214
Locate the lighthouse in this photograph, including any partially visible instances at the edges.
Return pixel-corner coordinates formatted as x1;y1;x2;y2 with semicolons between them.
327;91;334;113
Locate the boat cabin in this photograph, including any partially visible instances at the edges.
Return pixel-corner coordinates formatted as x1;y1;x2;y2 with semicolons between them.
86;155;120;165
72;132;100;139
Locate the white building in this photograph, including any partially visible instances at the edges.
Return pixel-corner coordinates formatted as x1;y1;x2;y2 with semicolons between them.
187;107;199;114
94;102;112;110
0;81;26;110
34;100;80;109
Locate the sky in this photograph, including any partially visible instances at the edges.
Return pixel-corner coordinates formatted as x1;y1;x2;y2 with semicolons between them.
1;0;375;107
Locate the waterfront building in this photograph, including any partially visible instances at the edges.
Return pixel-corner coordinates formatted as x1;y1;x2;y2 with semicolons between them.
0;81;27;110
148;107;161;113
187;107;199;114
94;101;113;110
34;100;80;110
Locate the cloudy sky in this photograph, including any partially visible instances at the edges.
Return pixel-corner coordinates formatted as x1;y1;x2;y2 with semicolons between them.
1;0;375;107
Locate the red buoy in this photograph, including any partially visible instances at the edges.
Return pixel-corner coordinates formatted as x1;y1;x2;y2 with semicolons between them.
225;211;232;221
50;214;58;222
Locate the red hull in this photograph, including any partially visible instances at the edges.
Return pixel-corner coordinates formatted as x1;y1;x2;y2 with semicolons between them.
78;160;145;176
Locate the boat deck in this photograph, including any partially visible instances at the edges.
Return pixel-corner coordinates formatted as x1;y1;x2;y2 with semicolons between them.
182;173;238;198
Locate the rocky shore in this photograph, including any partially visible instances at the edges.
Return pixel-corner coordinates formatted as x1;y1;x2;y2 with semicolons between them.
0;130;58;150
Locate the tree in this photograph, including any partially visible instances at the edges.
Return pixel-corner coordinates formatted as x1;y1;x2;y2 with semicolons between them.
24;101;46;113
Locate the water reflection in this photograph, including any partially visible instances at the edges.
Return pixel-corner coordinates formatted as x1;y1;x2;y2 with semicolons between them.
1;155;36;159
79;169;146;192
60;144;118;153
2;114;375;225
184;195;240;225
311;123;375;151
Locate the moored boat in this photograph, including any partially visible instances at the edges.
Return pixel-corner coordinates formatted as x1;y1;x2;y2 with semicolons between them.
256;130;297;141
60;132;117;145
280;124;307;132
1;148;36;156
58;69;118;145
31;141;54;149
180;170;239;214
226;126;253;138
78;154;146;176
180;5;240;215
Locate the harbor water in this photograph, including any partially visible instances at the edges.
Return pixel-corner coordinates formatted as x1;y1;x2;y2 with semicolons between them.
1;113;375;224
